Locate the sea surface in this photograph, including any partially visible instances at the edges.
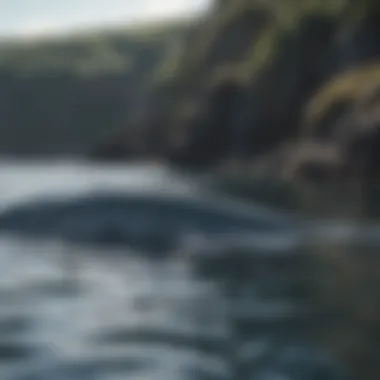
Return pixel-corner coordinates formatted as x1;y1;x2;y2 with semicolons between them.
0;160;357;380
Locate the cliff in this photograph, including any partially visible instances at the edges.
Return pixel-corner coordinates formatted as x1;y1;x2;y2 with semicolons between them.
92;0;380;184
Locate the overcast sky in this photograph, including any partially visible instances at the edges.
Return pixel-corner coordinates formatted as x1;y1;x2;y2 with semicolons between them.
0;0;213;37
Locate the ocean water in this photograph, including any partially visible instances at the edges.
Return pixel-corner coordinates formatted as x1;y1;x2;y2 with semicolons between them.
0;160;355;380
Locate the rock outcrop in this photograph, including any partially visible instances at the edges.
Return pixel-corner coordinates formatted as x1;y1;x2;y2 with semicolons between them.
92;0;380;183
290;64;380;182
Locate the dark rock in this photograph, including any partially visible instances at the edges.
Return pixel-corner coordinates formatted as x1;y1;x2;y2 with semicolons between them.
338;84;380;180
281;142;344;182
88;129;132;161
165;76;245;169
84;0;380;188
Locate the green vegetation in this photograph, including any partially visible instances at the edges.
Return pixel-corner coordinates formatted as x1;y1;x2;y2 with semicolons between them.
0;37;132;77
154;0;380;89
0;20;192;77
304;63;380;133
0;20;192;155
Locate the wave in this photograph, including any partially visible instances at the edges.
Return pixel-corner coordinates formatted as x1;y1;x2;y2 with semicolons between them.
0;190;296;253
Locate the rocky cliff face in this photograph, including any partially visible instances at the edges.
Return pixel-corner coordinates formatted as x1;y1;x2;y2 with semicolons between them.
92;0;380;182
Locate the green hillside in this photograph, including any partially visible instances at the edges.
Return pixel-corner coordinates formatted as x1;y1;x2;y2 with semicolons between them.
0;19;193;156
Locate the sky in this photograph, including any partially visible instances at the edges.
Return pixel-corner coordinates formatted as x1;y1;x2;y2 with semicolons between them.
0;0;213;38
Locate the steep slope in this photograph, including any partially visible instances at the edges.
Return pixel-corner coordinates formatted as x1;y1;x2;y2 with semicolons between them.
93;0;380;182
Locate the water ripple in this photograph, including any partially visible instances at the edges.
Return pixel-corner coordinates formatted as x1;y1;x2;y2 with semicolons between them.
0;232;353;380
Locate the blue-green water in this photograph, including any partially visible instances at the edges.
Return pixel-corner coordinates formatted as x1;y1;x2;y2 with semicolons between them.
0;160;357;379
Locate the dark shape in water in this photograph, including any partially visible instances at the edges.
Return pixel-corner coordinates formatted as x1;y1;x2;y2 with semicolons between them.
255;344;353;380
0;316;32;335
0;191;297;253
0;342;34;362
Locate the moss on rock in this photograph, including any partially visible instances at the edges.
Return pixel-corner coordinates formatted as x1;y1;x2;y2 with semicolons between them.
304;63;380;137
